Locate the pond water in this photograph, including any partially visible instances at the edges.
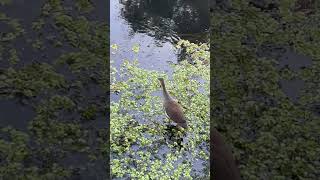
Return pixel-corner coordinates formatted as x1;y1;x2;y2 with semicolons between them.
110;0;210;179
110;0;209;72
211;1;320;179
0;1;109;179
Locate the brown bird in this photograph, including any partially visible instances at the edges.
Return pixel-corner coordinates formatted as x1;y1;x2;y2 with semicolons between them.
158;78;188;129
211;128;241;180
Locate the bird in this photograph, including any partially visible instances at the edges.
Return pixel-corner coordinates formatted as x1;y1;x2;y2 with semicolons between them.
211;128;241;180
158;77;188;129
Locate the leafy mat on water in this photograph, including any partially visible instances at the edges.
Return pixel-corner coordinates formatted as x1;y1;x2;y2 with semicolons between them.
110;41;210;179
0;0;108;179
211;0;320;179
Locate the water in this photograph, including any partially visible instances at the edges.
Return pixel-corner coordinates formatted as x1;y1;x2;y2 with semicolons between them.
0;99;35;131
110;0;210;178
211;1;319;179
110;0;209;71
258;46;313;102
0;1;109;179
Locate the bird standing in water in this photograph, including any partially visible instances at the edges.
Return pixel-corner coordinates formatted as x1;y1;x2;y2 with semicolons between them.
211;128;241;180
158;78;188;129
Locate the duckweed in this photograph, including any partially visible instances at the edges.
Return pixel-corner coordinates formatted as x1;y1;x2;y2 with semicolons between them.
0;0;108;178
111;40;210;179
211;0;320;179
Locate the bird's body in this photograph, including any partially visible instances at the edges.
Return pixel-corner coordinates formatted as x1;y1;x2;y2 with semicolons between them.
158;78;188;129
211;128;241;180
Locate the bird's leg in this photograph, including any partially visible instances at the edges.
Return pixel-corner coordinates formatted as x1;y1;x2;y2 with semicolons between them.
162;105;171;124
175;125;184;131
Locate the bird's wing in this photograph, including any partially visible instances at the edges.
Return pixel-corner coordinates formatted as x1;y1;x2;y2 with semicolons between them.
164;100;186;124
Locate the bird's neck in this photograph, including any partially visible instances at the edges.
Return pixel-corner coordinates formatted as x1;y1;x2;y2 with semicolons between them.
160;81;173;101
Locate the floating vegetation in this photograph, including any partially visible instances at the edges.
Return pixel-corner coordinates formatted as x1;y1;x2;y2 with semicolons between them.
0;0;108;179
0;63;66;98
131;44;140;54
0;13;24;42
211;0;320;179
111;41;210;179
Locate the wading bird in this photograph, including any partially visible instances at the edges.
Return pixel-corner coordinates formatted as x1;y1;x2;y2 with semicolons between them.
211;128;241;180
158;78;188;129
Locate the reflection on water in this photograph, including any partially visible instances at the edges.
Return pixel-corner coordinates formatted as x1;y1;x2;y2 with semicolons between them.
120;0;209;43
111;0;209;71
111;0;210;178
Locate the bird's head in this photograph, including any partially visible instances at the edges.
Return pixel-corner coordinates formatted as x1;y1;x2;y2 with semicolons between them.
158;77;165;87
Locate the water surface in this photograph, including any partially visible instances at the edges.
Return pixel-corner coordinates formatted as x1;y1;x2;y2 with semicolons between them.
110;0;209;71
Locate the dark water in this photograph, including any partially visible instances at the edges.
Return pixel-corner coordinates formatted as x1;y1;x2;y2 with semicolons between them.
0;0;44;23
0;99;35;130
278;48;313;102
279;48;313;71
211;1;319;178
0;0;41;130
0;0;109;179
257;45;313;101
111;0;209;71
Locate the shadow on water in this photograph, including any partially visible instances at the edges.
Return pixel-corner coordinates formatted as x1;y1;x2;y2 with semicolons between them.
163;124;185;150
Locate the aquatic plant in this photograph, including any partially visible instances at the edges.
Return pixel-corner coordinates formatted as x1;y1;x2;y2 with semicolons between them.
0;63;66;98
211;0;320;179
0;0;109;178
111;40;210;179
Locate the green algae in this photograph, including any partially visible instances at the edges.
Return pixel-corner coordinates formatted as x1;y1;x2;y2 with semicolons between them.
211;0;320;179
0;0;11;6
75;0;93;13
0;0;108;179
0;63;66;98
0;13;24;42
111;40;210;179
